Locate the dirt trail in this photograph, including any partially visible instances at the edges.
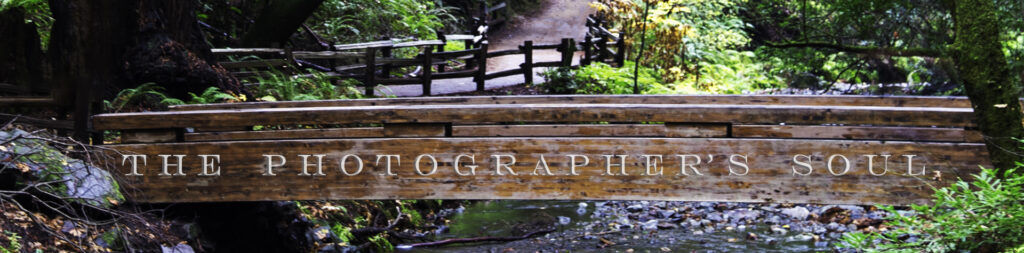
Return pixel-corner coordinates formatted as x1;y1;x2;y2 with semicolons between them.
376;0;594;96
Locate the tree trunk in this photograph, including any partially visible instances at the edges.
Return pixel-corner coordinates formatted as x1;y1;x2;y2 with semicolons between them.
47;0;246;101
0;7;46;95
952;0;1024;172
240;0;325;47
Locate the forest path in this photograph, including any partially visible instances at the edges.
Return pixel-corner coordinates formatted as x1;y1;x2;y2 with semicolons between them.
375;0;593;97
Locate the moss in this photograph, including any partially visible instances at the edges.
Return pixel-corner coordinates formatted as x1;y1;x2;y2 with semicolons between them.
99;228;124;251
368;234;393;252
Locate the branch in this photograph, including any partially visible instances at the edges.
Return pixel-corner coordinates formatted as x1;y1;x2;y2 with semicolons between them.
395;226;556;249
765;41;943;57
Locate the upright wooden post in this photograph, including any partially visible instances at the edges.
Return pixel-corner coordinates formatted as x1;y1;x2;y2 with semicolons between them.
381;38;392;79
72;82;91;142
436;31;447;73
615;32;626;67
364;47;376;97
521;40;534;84
475;41;488;91
597;33;609;63
465;39;476;69
560;38;574;67
583;35;593;66
421;46;433;96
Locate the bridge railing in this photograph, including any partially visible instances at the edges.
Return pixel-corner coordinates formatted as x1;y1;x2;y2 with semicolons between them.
211;11;627;96
93;94;987;204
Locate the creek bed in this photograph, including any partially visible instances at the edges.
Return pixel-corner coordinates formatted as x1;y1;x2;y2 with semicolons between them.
403;200;885;252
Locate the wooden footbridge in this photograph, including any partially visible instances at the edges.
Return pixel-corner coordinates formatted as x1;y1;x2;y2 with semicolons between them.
93;95;989;205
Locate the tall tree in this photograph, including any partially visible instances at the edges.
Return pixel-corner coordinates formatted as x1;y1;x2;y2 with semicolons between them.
240;0;325;47
951;0;1024;172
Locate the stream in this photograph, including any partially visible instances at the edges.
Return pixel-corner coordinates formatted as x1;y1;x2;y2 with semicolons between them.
402;200;865;252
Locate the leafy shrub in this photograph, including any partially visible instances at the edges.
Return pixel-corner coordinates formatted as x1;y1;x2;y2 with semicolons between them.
104;83;184;112
841;166;1024;252
248;69;365;101
187;86;245;104
307;0;456;44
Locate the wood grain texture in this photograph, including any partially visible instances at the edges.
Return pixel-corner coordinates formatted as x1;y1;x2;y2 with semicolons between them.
184;127;384;142
122;129;178;144
102;137;989;205
94;104;975;131
734;125;985;143
167;95;975;111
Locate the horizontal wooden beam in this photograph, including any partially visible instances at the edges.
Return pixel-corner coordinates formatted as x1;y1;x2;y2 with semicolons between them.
95;104;975;131
168;95;976;111
184;127;383;142
733;125;985;143
102;137;989;205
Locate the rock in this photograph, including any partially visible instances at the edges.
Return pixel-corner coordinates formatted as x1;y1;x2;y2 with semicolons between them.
813;241;828;248
746;232;758;240
658;210;676;219
626;204;644;212
770;225;788;235
576;207;588;215
1;130;124;207
781;207;810;220
692;230;704;235
737;225;747;232
641;219;659;230
792;234;814;241
309;226;332;243
826;222;841;231
558;216;571;225
766;237;779;246
686;219;700;227
578;202;589;208
656;222;678;230
706;213;724;223
60;221;76;233
162;244;195;253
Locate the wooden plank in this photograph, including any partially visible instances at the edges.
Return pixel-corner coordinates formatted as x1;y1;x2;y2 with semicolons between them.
0;96;57;106
184;127;383;142
333;40;393;51
219;59;290;69
0;113;74;130
95;104;977;131
122;129;178;144
443;34;475;41
532;44;562;50
486;2;507;13
534;61;564;67
486;49;522;58
485;68;524;79
378;78;421;85
168;95;976;111
384;123;446;137
452;124;666;137
433;49;479;59
292;51;361;59
734;125;985;143
393;40;444;48
666;123;729;138
211;48;285;54
102;137;989;205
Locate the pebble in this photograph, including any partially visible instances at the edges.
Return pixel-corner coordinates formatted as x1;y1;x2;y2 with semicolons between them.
746;232;758;240
558;216;571;225
781;206;810;220
626;204;644;213
641;219;659;230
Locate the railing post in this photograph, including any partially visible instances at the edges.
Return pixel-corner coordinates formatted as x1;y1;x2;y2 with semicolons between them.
436;31;446;73
560;38;574;67
381;37;392;79
521;40;533;84
364;47;376;97
583;35;593;66
465;39;476;69
421;46;433;96
615;32;626;67
475;41;488;91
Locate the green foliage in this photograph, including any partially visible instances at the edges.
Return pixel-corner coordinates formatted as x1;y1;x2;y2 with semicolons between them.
247;69;365;101
104;83;185;112
841;167;1024;252
369;234;394;252
0;232;21;253
330;224;355;244
307;0;456;44
187;86;245;104
542;59;780;94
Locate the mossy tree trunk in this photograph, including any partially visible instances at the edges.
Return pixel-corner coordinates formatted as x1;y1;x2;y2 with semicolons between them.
952;0;1024;173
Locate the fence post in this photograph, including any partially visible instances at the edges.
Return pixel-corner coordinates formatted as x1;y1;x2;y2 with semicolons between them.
364;47;376;97
583;35;593;66
421;46;433;96
521;40;533;84
436;31;446;73
381;38;392;79
560;38;574;67
475;41;488;91
597;33;609;63
465;39;476;69
615;32;626;67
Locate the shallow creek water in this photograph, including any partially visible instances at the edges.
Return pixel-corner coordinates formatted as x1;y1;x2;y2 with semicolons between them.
403;200;853;252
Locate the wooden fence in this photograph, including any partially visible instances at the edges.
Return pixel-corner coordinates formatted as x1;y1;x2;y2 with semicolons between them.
94;95;988;205
213;12;627;96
